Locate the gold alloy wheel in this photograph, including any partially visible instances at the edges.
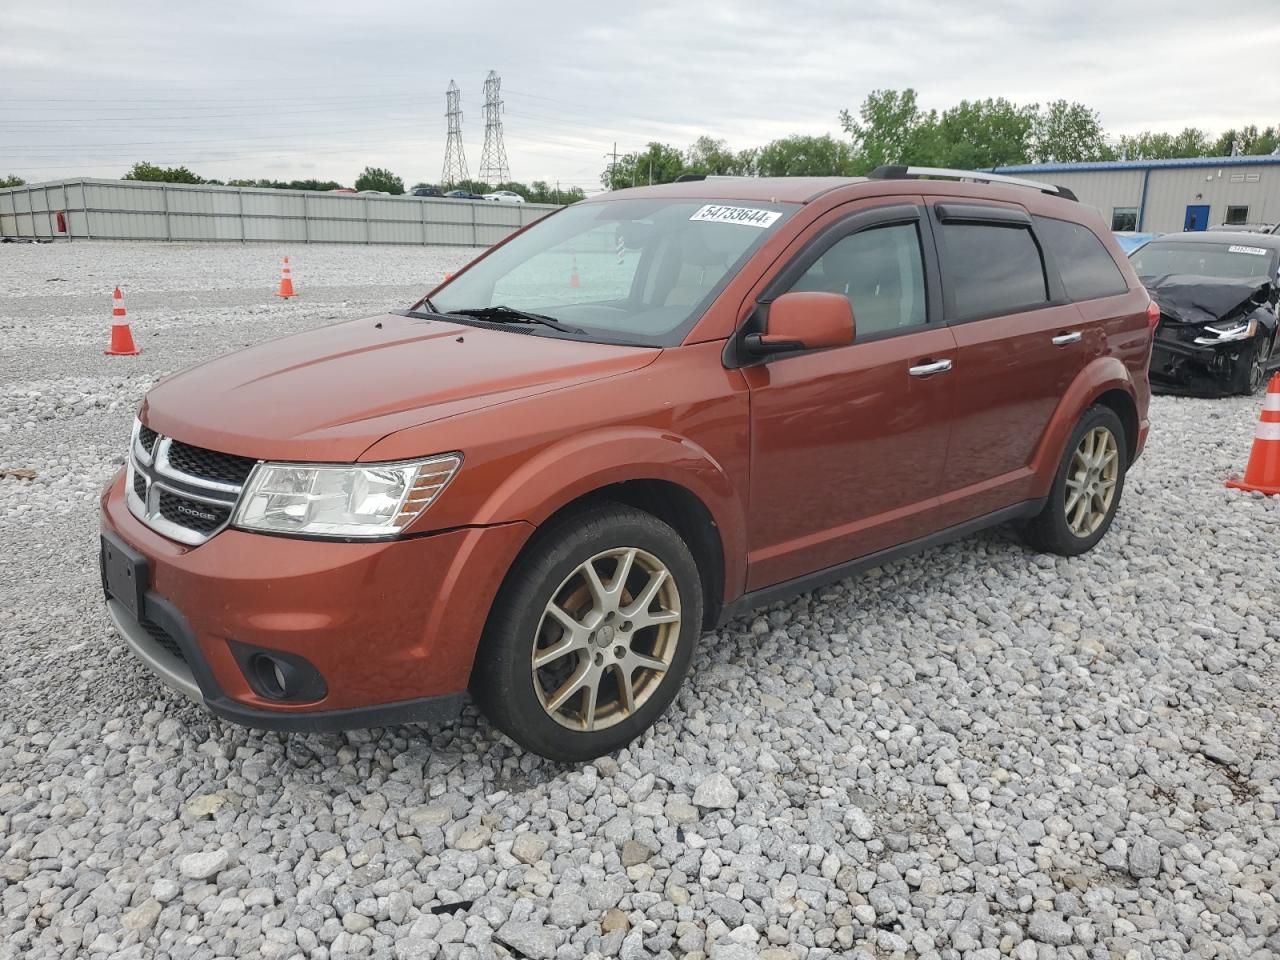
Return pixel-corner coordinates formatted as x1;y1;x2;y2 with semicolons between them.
1064;425;1119;538
532;547;682;732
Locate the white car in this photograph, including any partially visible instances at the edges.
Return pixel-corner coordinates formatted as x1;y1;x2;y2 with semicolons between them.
483;190;525;203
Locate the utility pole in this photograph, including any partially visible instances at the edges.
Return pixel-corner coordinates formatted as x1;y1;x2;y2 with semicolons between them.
477;70;510;184
441;80;468;188
603;142;620;190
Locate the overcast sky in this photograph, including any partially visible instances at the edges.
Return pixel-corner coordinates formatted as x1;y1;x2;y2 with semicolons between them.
3;1;1278;191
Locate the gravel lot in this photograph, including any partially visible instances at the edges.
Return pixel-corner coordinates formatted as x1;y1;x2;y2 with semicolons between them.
1;241;1278;960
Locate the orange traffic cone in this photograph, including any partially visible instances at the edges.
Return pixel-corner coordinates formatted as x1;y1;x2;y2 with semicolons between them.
276;256;296;298
104;287;141;356
569;256;580;289
1226;373;1280;495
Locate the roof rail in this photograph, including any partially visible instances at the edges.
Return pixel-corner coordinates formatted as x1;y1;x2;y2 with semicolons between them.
868;165;1077;201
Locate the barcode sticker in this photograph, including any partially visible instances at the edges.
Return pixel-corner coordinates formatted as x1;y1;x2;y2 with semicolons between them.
1228;245;1268;256
689;204;781;229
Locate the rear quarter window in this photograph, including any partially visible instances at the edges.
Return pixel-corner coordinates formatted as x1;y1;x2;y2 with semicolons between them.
1034;216;1129;301
938;222;1048;320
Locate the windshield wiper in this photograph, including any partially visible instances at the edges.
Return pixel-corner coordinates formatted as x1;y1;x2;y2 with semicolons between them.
443;305;585;335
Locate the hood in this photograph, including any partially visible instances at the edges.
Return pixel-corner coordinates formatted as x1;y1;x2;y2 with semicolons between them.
141;313;659;461
1144;274;1275;325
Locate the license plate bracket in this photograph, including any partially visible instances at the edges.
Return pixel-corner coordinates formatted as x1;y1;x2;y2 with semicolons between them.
101;532;149;620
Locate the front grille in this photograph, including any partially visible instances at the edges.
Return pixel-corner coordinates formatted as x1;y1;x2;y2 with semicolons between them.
141;617;186;663
157;490;231;535
167;441;257;486
127;421;256;545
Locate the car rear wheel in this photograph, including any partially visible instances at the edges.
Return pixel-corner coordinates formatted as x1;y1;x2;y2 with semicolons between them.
1020;405;1127;557
471;503;702;762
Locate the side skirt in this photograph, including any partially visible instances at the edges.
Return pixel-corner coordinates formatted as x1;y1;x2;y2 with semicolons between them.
715;498;1046;627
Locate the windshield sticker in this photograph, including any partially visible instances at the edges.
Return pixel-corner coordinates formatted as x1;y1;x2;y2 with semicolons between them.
1228;245;1268;256
689;204;781;229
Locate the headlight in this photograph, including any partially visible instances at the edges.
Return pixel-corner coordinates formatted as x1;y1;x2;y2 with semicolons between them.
1194;318;1256;345
233;453;461;538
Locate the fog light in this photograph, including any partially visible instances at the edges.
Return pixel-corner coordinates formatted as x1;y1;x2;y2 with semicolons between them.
253;655;290;698
229;641;328;703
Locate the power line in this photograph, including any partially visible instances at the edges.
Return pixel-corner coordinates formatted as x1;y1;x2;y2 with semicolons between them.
477;70;510;184
441;79;468;188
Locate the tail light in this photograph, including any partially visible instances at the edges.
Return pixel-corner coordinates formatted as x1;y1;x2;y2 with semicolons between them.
1146;301;1160;331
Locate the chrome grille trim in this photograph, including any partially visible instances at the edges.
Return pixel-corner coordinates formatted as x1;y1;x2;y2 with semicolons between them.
126;420;257;546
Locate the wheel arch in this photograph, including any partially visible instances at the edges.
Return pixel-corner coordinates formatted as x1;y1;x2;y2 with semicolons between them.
468;426;746;625
1030;357;1140;496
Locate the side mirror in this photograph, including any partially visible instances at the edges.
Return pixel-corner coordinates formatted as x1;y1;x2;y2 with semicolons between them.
746;291;855;357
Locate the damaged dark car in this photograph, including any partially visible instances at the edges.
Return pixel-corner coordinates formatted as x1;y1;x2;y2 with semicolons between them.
1130;232;1280;396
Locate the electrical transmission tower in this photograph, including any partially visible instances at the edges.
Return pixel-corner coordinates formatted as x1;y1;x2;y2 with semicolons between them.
478;70;510;184
441;80;469;187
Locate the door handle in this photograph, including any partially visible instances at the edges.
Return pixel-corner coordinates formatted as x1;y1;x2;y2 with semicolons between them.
1051;331;1082;346
908;358;953;377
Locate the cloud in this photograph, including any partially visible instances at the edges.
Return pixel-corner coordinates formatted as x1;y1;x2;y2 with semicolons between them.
2;0;1277;188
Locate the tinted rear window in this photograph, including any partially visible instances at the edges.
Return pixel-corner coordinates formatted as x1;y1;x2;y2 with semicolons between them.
1034;216;1128;300
939;222;1048;320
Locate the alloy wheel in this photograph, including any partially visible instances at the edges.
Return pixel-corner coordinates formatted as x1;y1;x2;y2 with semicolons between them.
531;547;682;731
1064;426;1119;538
1250;337;1270;393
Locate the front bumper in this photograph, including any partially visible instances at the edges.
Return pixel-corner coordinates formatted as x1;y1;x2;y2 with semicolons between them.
99;469;531;731
1150;329;1245;394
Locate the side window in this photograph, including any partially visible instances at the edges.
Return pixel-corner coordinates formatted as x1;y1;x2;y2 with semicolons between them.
939;222;1048;320
788;223;927;336
1033;216;1128;301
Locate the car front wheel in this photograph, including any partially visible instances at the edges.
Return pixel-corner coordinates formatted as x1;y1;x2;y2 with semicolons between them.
472;503;702;762
1021;405;1128;557
1233;329;1273;396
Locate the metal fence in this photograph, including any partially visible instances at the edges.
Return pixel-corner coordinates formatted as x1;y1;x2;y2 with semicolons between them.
0;178;559;246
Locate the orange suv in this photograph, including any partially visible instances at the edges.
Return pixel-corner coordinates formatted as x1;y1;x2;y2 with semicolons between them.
100;167;1153;761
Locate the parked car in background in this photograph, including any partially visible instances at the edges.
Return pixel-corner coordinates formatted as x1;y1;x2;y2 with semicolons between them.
1208;223;1276;235
483;190;526;204
101;167;1152;761
357;190;390;196
1130;231;1280;395
1114;231;1159;254
411;185;444;198
444;189;486;200
327;188;356;194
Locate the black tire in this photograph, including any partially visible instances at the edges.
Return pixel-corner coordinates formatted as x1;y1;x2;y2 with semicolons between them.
1020;405;1128;557
1232;330;1273;396
471;503;703;762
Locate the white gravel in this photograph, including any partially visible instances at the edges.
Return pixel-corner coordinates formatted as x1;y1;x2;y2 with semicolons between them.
1;241;1278;960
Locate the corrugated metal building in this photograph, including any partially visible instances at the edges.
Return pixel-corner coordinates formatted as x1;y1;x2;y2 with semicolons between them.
0;178;558;245
991;155;1280;234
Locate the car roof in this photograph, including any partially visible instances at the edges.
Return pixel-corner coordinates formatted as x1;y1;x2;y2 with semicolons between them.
600;177;867;204
1145;231;1280;250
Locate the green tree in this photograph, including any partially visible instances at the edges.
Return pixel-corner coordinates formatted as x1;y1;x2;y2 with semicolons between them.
0;175;24;188
1212;124;1280;156
840;88;939;172
755;134;858;177
603;142;686;190
685;136;741;176
1031;101;1113;163
734;147;761;177
934;98;1037;169
1116;128;1212;160
122;161;205;184
353;166;404;194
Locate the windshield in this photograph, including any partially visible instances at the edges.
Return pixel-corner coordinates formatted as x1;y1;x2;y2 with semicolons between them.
419;197;796;346
1130;241;1278;280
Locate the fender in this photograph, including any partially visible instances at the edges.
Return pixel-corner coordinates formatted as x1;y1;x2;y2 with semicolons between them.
1028;356;1138;497
469;425;748;600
